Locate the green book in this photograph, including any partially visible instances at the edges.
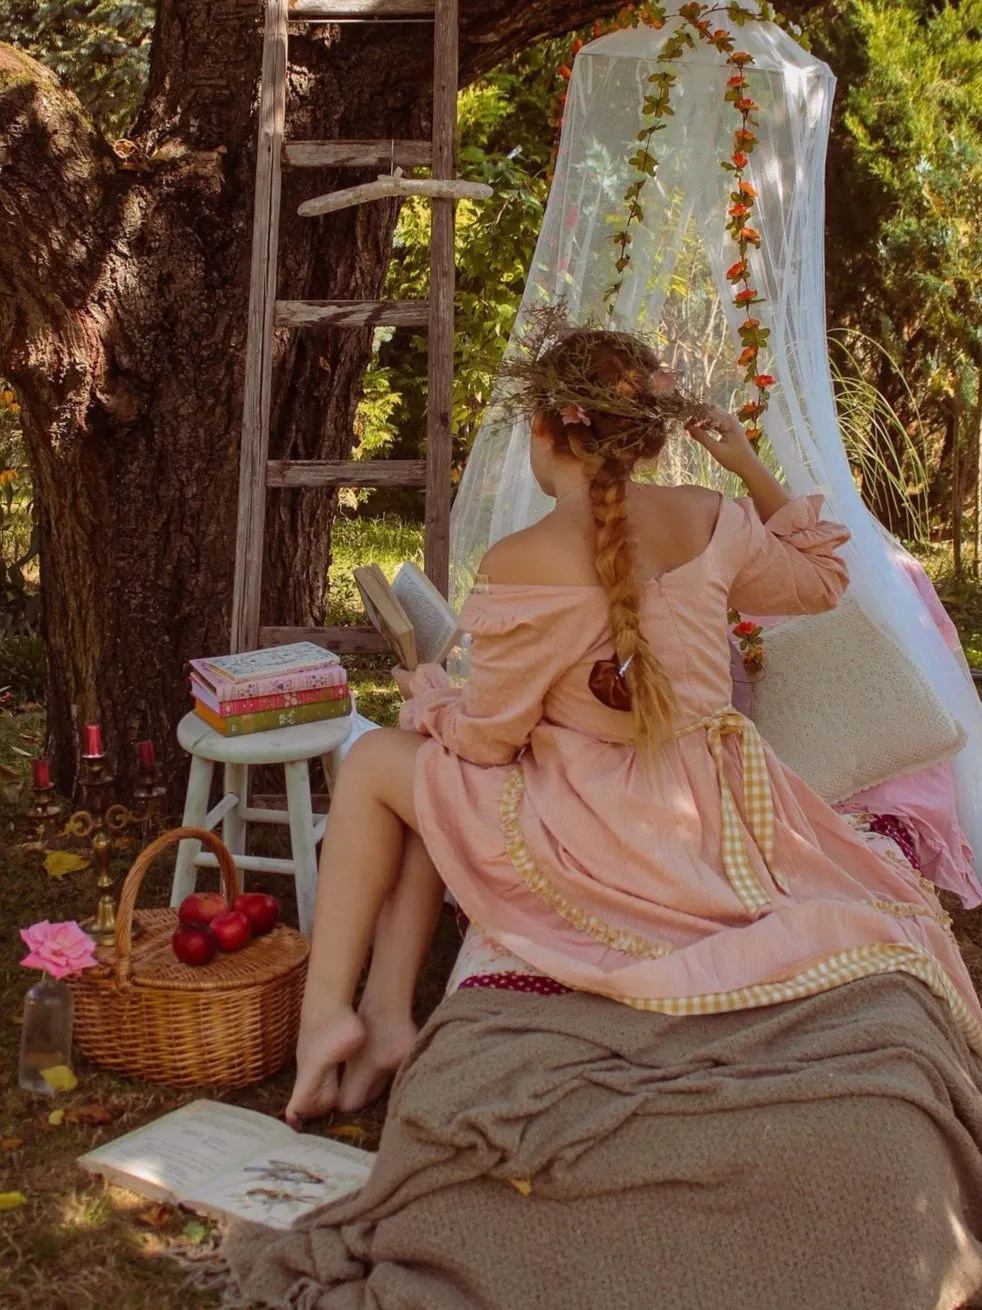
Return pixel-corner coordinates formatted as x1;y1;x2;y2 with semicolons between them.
195;694;351;737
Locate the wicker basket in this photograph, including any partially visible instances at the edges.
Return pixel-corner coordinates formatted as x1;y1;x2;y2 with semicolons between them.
71;827;309;1088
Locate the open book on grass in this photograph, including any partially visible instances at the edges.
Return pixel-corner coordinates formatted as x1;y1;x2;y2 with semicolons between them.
353;560;457;671
78;1099;373;1230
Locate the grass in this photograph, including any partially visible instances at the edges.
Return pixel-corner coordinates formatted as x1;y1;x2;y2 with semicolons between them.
2;513;982;1304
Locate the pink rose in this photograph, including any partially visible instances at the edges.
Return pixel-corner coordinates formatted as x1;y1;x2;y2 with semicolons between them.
20;920;98;980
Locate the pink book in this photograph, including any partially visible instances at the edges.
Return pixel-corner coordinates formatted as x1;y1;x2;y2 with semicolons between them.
189;643;346;704
190;676;349;718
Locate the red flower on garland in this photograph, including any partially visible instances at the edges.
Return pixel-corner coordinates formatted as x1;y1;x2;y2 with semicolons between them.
753;373;776;388
730;51;754;66
727;259;749;280
557;65;572;80
734;288;758;305
738;226;761;245
741;317;761;330
734;129;757;147
736;97;758;112
727;74;745;87
738;345;758;366
734;620;758;636
738;180;758;198
729;202;751;218
731;151;750;168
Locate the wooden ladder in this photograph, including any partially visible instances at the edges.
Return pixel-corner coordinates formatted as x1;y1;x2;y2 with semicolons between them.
230;0;467;657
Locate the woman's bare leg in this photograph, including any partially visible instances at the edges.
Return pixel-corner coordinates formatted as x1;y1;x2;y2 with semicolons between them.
286;728;426;1127
337;833;444;1113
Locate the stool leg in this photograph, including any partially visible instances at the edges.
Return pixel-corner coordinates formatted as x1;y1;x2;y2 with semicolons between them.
170;755;215;906
284;759;318;940
222;762;248;888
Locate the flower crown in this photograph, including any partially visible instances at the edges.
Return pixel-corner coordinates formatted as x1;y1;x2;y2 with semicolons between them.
496;303;708;455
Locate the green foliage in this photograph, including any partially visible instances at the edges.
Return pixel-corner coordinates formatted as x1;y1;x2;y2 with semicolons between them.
810;0;982;488
0;384;38;635
0;1;153;136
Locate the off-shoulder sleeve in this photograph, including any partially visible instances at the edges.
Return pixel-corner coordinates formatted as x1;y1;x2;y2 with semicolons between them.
399;591;575;766
727;494;850;616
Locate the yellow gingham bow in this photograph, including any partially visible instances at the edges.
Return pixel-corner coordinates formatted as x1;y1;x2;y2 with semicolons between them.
678;707;789;916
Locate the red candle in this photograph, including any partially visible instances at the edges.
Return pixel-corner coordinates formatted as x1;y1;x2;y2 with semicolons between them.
83;723;103;757
136;739;155;770
31;758;50;790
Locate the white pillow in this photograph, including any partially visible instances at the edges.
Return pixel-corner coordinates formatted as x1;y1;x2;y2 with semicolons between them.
747;594;966;803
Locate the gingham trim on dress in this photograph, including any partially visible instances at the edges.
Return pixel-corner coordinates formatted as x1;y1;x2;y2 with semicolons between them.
605;941;982;1055
499;769;674;961
676;707;788;911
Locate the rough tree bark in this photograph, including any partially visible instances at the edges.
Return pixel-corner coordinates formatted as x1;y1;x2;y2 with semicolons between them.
0;1;820;806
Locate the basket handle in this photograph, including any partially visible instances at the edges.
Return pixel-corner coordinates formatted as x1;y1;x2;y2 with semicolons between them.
113;827;242;987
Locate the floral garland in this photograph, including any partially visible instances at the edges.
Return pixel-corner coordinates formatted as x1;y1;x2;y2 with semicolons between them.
556;2;790;676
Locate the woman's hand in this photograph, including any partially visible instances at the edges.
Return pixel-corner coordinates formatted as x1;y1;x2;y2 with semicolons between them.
391;666;414;700
687;406;790;522
685;406;760;478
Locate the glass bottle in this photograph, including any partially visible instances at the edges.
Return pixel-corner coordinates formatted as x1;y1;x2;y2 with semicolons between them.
18;975;74;1094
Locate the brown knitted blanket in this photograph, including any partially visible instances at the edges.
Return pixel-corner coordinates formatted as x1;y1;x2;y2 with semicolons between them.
218;976;982;1310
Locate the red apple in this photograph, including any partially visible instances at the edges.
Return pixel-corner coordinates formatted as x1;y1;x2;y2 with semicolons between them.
172;923;218;967
178;891;228;926
233;892;280;937
210;909;252;953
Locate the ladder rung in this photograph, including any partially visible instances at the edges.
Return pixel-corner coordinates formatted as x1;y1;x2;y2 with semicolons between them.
284;140;432;169
261;625;390;655
289;0;434;17
267;459;426;488
275;299;429;328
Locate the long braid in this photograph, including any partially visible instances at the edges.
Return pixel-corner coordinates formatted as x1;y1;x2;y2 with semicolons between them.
539;328;683;754
589;457;677;753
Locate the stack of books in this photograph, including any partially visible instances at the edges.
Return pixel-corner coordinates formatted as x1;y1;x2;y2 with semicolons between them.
190;643;350;738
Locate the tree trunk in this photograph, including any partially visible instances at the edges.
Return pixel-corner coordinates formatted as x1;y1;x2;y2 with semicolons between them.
0;1;822;809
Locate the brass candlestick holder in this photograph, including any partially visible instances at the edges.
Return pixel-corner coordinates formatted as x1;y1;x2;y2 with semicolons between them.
27;780;62;836
56;749;166;949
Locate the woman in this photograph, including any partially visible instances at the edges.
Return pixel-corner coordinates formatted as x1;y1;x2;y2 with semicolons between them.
286;326;982;1128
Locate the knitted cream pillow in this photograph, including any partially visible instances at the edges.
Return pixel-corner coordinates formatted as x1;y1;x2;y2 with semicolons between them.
747;594;966;804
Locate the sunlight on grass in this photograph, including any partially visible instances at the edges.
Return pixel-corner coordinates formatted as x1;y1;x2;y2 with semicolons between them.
60;1187;114;1231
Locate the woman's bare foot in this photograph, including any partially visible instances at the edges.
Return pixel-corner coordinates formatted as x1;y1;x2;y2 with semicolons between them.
286;1005;366;1128
336;1011;418;1113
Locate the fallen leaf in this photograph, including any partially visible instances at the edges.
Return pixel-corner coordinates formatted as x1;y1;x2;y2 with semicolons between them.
325;1123;371;1144
44;851;91;879
134;1202;174;1229
508;1178;533;1197
47;1109;65;1126
9;745;30;757
183;1219;208;1243
0;1192;26;1210
0;1138;22;1150
40;1065;78;1093
65;1104;112;1126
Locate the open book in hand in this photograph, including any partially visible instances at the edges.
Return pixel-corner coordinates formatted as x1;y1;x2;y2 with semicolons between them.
78;1099;373;1231
353;560;457;672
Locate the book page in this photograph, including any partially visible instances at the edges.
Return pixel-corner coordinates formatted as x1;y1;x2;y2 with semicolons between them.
353;567;417;669
79;1100;294;1202
392;562;457;665
189;1136;374;1230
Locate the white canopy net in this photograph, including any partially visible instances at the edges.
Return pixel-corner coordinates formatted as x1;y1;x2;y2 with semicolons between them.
448;11;982;871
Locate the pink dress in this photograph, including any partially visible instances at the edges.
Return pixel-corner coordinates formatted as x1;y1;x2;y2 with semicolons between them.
401;495;982;1054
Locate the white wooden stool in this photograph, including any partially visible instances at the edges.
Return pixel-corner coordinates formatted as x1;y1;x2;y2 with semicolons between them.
170;710;354;938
